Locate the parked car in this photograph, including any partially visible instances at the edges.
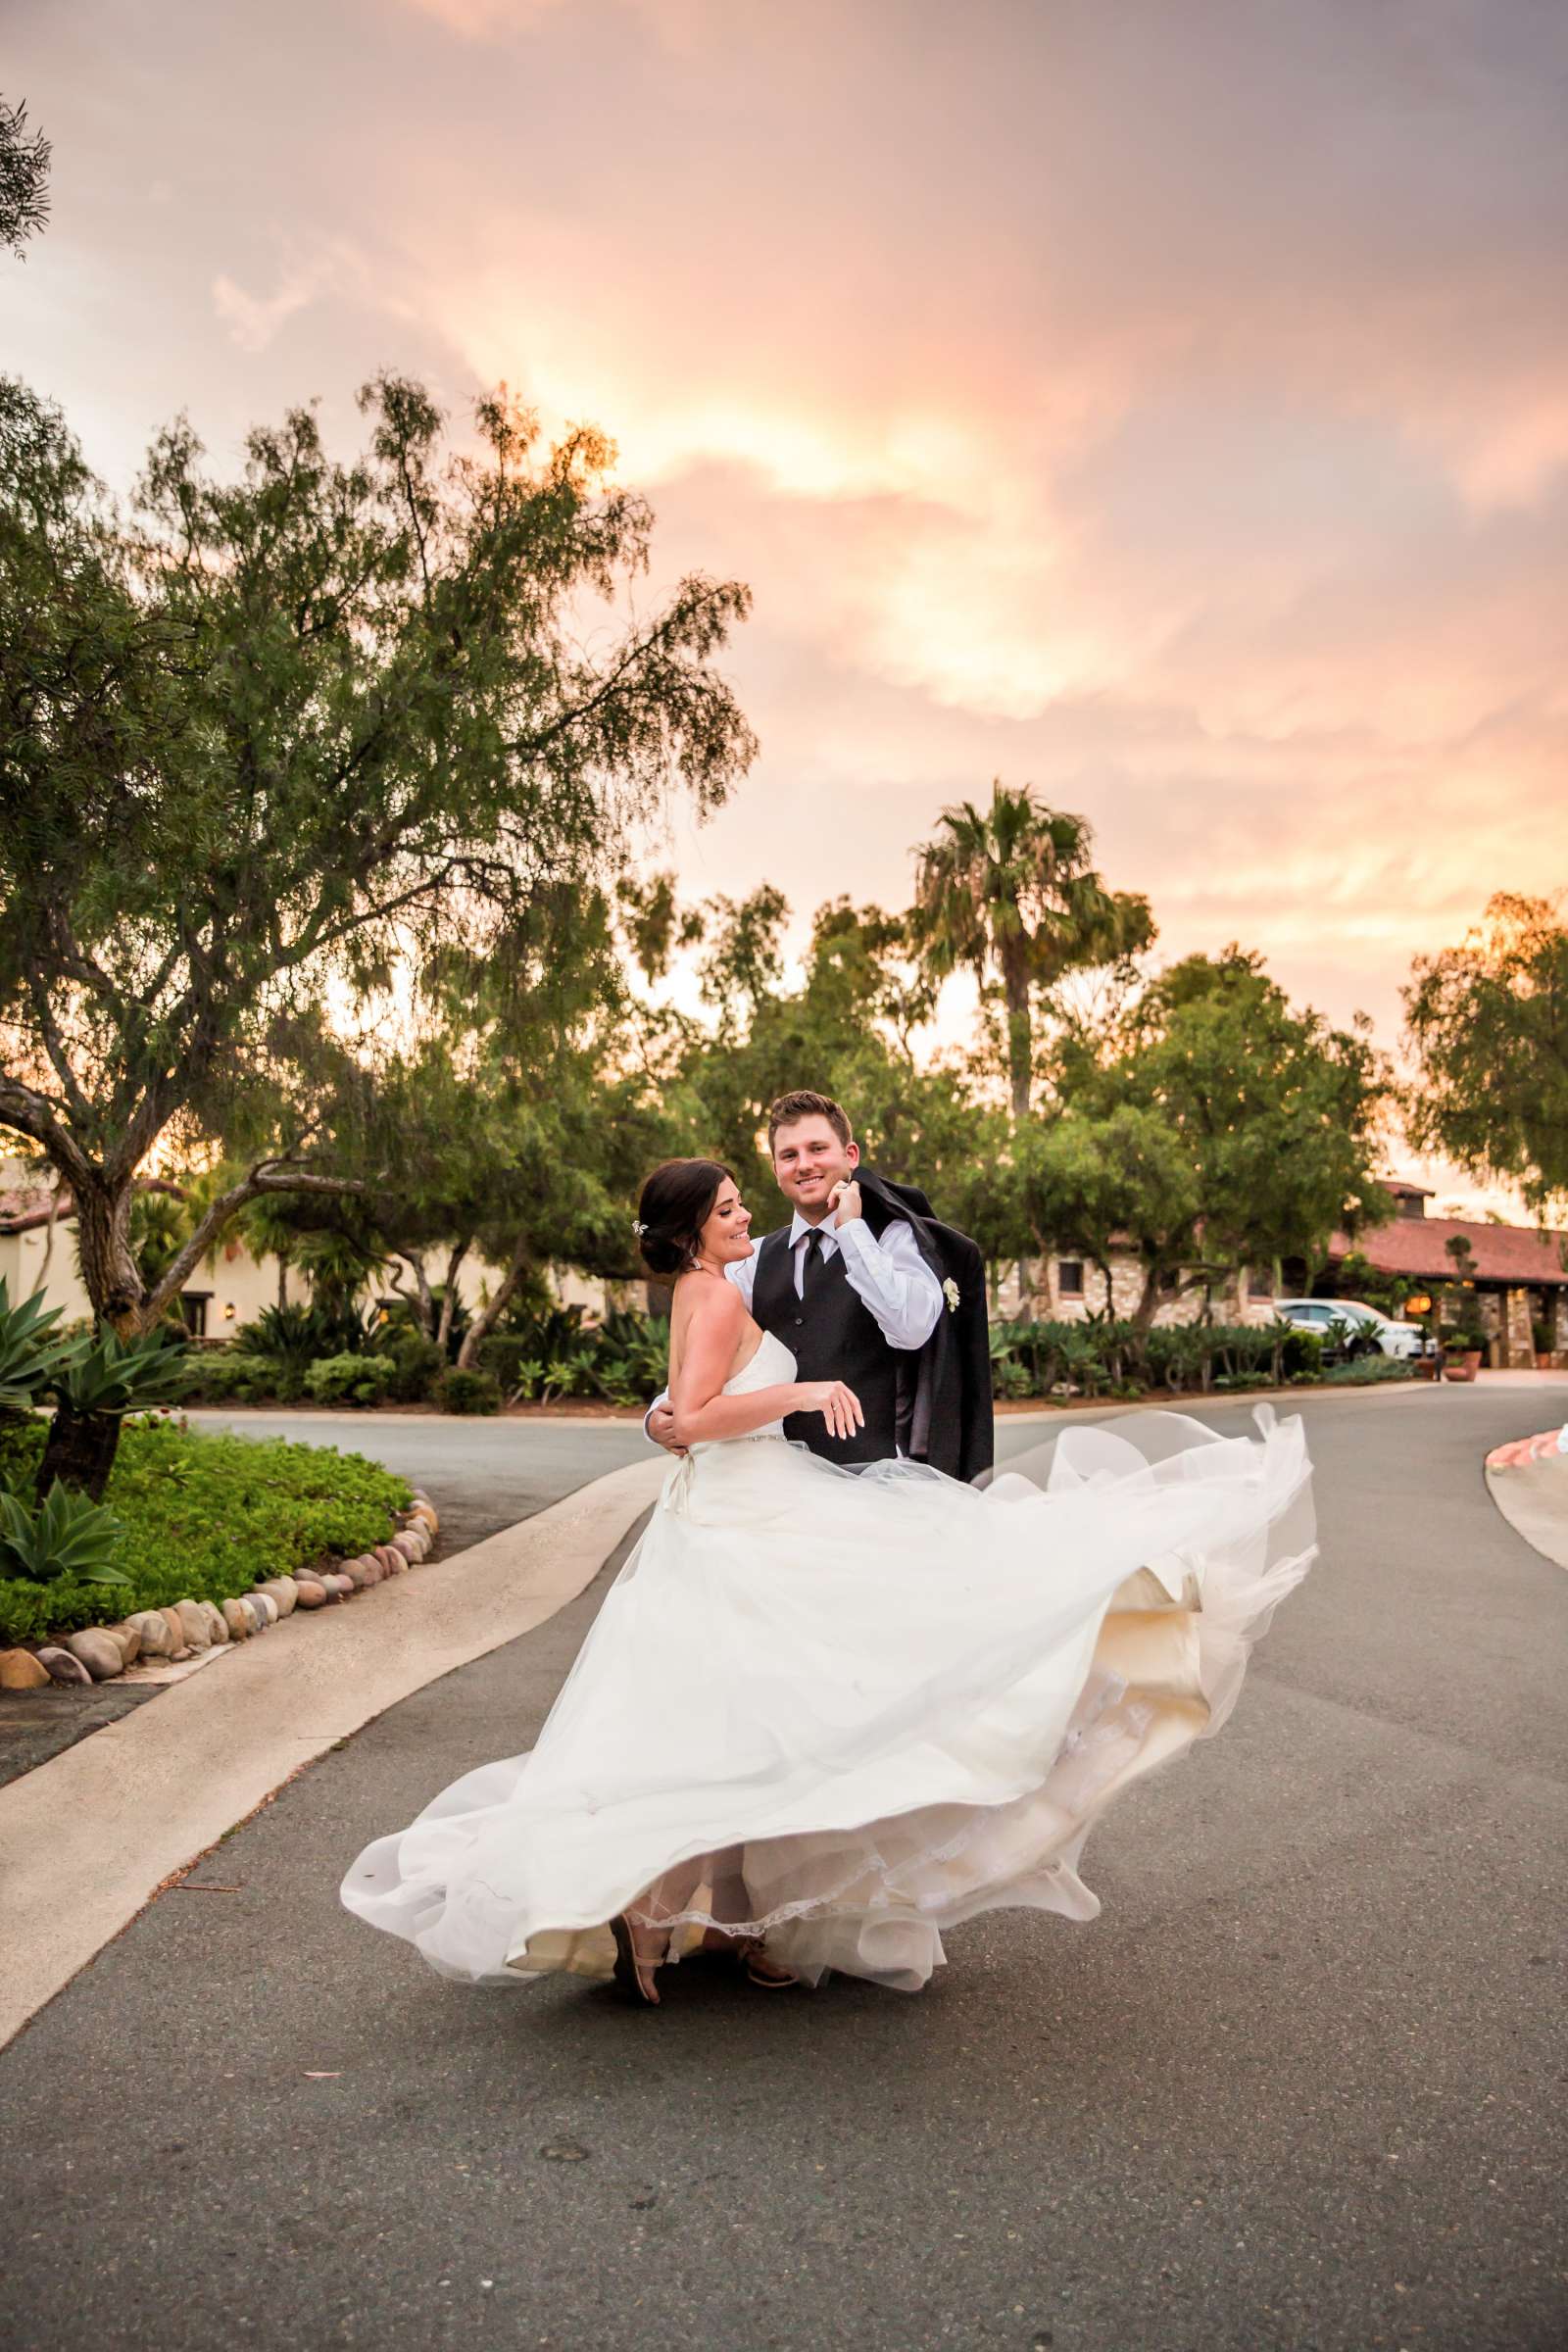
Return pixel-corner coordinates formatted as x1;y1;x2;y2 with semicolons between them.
1274;1298;1435;1362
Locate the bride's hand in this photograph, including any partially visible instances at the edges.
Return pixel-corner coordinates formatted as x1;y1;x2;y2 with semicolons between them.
795;1380;864;1441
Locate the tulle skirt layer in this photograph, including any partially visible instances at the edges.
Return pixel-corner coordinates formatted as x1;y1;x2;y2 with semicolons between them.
341;1409;1315;1993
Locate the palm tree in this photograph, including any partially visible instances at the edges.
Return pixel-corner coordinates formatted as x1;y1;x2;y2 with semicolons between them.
910;784;1154;1120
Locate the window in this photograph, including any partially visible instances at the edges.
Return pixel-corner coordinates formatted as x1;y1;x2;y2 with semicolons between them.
178;1292;210;1339
1157;1268;1181;1296
1248;1267;1273;1299
1056;1260;1085;1299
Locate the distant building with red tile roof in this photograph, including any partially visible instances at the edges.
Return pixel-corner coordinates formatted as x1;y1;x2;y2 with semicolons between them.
1320;1177;1567;1366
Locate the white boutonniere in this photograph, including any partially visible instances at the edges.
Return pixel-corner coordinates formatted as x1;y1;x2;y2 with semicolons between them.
943;1277;960;1315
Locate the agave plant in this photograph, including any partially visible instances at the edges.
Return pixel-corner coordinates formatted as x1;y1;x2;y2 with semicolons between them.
0;1275;80;1413
236;1299;375;1367
0;1478;129;1586
47;1326;194;1418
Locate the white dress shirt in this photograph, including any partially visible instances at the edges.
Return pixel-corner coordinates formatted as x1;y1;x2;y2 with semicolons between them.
728;1209;943;1348
644;1209;944;1437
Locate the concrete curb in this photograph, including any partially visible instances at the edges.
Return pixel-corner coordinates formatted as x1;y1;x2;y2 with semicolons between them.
0;1454;668;2051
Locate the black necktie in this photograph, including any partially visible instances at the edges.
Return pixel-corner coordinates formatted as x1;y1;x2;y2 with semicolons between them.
802;1228;827;1298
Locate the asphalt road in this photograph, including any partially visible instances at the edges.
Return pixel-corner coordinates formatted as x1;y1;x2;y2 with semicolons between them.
5;1382;1566;2351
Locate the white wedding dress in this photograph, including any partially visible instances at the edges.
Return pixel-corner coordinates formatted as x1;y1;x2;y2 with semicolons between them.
342;1330;1315;1993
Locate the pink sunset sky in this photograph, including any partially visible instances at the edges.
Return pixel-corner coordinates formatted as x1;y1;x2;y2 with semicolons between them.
8;0;1567;1214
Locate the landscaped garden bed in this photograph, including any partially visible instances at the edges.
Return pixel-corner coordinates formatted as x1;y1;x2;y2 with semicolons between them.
0;1412;435;1690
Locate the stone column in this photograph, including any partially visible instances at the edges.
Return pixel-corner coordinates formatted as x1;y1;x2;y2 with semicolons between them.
1502;1287;1535;1370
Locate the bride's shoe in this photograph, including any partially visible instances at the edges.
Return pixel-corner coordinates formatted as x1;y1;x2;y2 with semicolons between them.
610;1914;665;2005
744;1947;800;1989
696;1924;799;1987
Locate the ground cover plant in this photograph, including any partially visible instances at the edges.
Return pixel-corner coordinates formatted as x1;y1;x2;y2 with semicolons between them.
0;1415;410;1644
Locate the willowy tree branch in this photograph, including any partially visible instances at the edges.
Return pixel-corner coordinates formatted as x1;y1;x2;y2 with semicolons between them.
140;1158;369;1328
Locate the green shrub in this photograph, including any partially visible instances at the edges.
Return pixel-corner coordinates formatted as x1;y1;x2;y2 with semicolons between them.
475;1333;533;1396
183;1350;277;1403
438;1367;502;1416
1281;1330;1325;1382
0;1417;409;1643
303;1352;394;1406
374;1327;445;1403
1322;1356;1416;1386
475;1308;669;1405
236;1299;375;1368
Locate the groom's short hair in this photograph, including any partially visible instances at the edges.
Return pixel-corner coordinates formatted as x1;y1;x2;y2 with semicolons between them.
767;1090;853;1152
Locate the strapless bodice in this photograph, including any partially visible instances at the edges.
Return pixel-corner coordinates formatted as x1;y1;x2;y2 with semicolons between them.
712;1325;797;1439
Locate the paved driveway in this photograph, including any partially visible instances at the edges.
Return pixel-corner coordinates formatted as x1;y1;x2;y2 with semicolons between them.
5;1381;1566;2350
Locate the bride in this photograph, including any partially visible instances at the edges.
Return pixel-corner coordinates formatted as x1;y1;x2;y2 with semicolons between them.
342;1158;1315;2002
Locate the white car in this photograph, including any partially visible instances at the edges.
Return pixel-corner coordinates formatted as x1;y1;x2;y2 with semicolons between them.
1274;1298;1433;1362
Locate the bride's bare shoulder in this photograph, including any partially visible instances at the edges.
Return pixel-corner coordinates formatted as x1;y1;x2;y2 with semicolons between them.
672;1272;745;1336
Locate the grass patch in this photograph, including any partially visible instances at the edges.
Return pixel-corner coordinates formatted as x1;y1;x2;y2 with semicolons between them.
0;1415;411;1644
1319;1356;1418;1386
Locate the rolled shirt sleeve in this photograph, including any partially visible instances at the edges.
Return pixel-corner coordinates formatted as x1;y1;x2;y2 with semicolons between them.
833;1214;944;1349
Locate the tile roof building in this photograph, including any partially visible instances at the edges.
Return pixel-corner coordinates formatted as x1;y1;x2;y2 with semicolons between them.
1324;1179;1568;1367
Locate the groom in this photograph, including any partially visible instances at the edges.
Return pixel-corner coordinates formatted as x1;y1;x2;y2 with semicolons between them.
648;1089;994;1482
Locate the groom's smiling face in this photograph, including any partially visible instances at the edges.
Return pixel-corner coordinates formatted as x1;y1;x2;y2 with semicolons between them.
771;1114;858;1221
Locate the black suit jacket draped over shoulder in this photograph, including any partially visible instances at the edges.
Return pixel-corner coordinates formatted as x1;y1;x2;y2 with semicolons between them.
855;1167;994;1485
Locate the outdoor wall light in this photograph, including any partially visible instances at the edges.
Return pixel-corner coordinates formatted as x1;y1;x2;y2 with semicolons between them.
223;1301;236;1319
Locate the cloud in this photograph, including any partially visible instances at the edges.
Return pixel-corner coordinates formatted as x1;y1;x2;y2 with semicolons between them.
212;240;383;355
8;0;1566;1221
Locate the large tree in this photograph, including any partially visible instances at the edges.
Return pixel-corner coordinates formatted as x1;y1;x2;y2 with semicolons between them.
909;784;1154;1121
1404;892;1568;1219
1021;951;1392;1322
0;374;754;1480
238;885;670;1367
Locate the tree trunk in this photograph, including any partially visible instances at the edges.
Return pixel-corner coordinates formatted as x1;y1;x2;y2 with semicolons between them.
1002;949;1034;1124
436;1241;469;1354
73;1172;147;1338
38;1170;145;1499
397;1250;436;1339
36;1402;122;1504
455;1236;527;1370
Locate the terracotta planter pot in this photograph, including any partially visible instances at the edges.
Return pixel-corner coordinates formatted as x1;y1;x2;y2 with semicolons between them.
1443;1353;1479;1383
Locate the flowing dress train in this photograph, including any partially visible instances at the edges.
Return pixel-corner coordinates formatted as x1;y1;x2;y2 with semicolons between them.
342;1331;1315;1993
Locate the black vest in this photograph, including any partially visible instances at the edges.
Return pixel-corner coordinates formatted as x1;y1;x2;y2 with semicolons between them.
750;1225;901;1465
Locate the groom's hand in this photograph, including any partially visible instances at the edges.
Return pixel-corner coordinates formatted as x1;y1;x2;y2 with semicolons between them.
648;1403;687;1456
829;1178;862;1225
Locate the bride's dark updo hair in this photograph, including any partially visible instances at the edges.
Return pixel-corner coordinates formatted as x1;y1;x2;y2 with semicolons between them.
635;1158;736;1278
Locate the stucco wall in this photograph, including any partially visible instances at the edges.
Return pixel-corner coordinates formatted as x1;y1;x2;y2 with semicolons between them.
992;1252;1276;1326
0;1224;309;1335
